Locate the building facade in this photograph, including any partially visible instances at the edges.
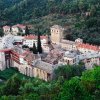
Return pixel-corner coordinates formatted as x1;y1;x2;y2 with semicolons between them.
12;24;26;35
3;24;26;36
51;25;64;44
3;26;11;35
23;35;50;53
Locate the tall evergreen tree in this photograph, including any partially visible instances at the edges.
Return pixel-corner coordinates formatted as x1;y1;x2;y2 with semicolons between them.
33;43;37;54
37;29;42;53
25;26;30;35
0;28;4;37
47;35;51;44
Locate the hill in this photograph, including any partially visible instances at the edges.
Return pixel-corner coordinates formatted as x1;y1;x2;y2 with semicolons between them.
0;0;100;45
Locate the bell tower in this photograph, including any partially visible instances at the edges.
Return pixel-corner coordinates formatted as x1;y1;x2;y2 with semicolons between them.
50;25;64;44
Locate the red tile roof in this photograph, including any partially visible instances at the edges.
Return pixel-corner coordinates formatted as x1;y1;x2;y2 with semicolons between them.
3;25;10;29
16;24;26;29
23;35;48;40
0;49;12;52
12;24;26;29
78;43;99;51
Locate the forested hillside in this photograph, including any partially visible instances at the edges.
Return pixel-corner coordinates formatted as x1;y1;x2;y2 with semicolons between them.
0;0;100;45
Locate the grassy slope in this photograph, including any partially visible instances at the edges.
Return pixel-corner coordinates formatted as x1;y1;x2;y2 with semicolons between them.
0;68;30;80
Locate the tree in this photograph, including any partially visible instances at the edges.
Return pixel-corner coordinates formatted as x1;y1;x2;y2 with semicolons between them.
25;26;30;35
22;45;29;48
81;67;100;94
2;74;21;95
0;28;4;37
37;29;42;53
33;43;37;54
59;77;93;100
20;82;33;94
47;35;51;44
54;65;85;80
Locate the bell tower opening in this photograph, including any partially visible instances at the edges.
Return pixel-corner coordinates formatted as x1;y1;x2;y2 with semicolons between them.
50;25;64;44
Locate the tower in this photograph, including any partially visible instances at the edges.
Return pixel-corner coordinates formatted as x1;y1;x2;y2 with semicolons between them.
50;25;64;44
0;49;11;71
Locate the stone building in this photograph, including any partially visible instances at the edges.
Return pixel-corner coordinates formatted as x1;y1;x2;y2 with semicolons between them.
0;35;57;81
3;24;26;36
50;25;77;51
12;24;26;35
81;53;100;69
23;34;50;53
17;59;55;81
0;25;100;81
59;50;100;69
59;51;80;65
77;43;99;53
0;49;12;71
32;60;54;81
3;26;11;35
51;25;64;44
60;39;77;51
23;35;48;47
50;25;100;69
12;49;56;81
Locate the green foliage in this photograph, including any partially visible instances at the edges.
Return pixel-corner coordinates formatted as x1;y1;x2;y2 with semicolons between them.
1;74;21;95
0;67;30;80
22;45;29;49
19;82;34;94
0;68;18;80
0;66;100;99
0;28;4;37
59;77;94;100
54;65;85;80
81;66;100;98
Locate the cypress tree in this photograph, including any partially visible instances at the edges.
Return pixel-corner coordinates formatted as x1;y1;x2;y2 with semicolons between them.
25;26;30;35
0;28;4;37
48;35;51;44
37;29;42;53
33;43;37;54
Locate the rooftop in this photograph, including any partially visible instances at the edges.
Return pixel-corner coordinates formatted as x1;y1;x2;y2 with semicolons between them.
24;52;40;63
64;50;80;58
78;43;99;51
3;25;10;29
43;49;63;64
12;24;26;29
79;52;100;60
23;34;48;40
33;60;54;74
12;45;28;56
51;25;64;30
61;39;75;45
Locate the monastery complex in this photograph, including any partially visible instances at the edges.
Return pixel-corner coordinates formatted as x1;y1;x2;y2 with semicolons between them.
0;24;100;81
